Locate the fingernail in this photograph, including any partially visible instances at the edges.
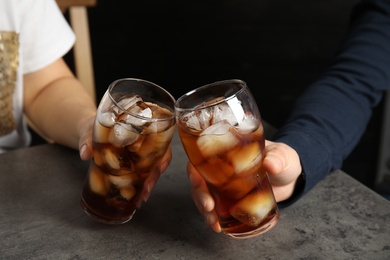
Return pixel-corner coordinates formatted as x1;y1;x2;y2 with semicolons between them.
202;198;208;209
200;193;209;209
143;192;150;202
160;160;170;173
147;182;152;193
79;144;87;158
206;212;216;225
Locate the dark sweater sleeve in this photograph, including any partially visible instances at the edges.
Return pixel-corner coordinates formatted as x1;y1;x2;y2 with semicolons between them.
273;0;390;204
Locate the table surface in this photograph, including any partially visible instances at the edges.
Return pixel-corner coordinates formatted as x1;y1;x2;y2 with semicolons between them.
1;132;389;259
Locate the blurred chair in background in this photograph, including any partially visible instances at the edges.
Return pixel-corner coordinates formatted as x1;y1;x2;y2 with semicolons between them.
56;0;97;103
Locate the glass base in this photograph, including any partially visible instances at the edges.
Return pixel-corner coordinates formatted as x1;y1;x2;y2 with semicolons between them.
81;198;136;225
223;211;280;239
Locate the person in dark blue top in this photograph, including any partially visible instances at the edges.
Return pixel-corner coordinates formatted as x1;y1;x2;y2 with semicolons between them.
187;0;390;233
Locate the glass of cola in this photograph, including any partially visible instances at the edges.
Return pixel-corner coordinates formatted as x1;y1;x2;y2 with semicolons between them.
175;79;279;238
81;78;176;224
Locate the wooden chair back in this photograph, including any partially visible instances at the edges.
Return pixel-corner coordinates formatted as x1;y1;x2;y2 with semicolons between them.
56;0;97;102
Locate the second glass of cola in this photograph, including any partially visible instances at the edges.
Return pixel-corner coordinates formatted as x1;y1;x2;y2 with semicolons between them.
175;79;279;238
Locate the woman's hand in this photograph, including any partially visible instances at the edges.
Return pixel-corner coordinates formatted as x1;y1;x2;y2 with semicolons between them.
139;147;173;204
187;140;302;233
78;114;95;161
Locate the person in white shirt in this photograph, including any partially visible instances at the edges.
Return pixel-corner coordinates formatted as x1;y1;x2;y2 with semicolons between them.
0;0;95;157
0;0;170;202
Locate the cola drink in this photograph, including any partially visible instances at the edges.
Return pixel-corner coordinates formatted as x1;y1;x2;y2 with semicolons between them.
176;80;279;238
81;79;176;224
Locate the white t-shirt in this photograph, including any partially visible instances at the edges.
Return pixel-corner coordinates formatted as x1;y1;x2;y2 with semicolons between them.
0;0;75;152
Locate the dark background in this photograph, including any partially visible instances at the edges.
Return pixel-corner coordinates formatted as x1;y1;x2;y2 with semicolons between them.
54;0;385;193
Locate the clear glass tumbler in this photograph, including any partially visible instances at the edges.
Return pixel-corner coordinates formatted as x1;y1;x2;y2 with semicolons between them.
175;79;279;238
81;78;176;224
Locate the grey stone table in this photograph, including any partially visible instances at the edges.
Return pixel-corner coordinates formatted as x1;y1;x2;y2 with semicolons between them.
1;132;389;260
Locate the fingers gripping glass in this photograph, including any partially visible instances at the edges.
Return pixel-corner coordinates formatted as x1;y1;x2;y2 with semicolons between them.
81;78;176;224
175;79;279;239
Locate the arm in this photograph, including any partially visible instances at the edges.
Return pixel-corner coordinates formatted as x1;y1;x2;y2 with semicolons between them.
274;0;390;202
23;58;96;158
188;0;390;232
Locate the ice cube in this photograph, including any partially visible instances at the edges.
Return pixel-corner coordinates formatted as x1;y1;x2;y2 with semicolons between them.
212;102;240;126
149;103;173;119
130;101;152;116
97;111;116;128
93;121;111;143
226;97;245;123
127;135;145;152
252;124;264;140
136;124;175;160
183;108;212;131
229;142;262;174
183;112;201;131
135;157;154;171
101;148;120;170
195;157;235;187
143;119;172;134
89;165;109;196
200;121;231;136
135;129;174;171
120;185;136;200
196;109;212;129
236;114;260;134
138;106;152;118
108;122;140;148
122;107;153;127
93;150;104;167
109;173;138;188
144;123;175;145
197;122;239;158
144;103;174;134
114;95;143;115
229;189;275;227
135;129;175;171
220;173;257;200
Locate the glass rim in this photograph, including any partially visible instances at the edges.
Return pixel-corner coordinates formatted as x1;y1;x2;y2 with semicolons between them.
175;79;247;112
108;78;176;122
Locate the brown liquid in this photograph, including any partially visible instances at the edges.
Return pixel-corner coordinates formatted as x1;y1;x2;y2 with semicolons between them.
81;98;175;224
178;120;279;237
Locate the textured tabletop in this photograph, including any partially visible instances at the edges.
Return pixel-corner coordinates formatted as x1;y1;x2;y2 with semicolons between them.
0;133;389;259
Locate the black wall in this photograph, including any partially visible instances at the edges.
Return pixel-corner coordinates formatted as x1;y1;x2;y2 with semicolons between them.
84;0;382;187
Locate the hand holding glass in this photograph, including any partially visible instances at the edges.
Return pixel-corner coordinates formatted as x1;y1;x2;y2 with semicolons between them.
175;79;279;238
81;78;176;224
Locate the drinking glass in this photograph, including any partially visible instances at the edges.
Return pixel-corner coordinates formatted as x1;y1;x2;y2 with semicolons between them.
175;79;279;238
81;78;176;224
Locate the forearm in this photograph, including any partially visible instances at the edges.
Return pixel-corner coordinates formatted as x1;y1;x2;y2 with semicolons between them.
274;0;390;194
24;75;96;150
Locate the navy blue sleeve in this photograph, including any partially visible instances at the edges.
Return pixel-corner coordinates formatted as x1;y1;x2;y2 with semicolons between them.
273;0;390;204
